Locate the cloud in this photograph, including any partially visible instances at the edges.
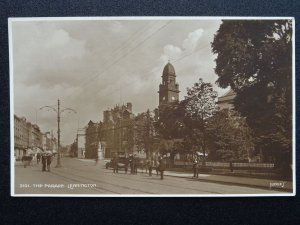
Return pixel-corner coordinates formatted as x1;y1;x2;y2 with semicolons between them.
159;44;183;62
13;23;86;88
157;27;225;100
12;20;223;145
159;28;204;64
44;29;85;59
182;28;204;52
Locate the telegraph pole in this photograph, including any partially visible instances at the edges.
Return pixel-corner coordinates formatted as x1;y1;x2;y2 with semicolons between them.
56;99;61;167
119;112;122;154
40;99;76;168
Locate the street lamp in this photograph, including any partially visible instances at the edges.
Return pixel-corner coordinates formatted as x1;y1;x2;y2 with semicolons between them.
40;99;76;168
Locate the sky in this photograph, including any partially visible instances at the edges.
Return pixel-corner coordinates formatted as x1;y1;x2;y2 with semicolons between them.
11;18;228;145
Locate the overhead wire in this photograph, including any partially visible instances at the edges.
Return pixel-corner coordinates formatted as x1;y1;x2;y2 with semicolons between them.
53;22;212;142
88;41;212;106
56;21;173;141
77;21;157;89
63;21;171;100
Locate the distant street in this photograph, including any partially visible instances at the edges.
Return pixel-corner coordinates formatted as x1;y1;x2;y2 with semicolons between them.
14;157;284;195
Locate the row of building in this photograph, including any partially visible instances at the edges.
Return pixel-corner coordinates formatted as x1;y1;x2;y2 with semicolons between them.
80;62;235;159
83;102;138;159
14;115;57;160
13;63;235;161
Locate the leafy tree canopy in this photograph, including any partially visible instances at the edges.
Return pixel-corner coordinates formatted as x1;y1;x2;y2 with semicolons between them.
212;20;292;92
206;109;254;162
211;20;292;167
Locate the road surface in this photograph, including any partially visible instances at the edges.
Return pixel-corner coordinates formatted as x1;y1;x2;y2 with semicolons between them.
14;157;284;196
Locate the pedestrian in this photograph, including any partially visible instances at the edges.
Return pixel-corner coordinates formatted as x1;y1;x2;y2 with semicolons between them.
37;153;41;164
158;156;166;180
133;155;138;174
230;161;233;172
22;155;31;168
129;154;134;174
41;153;47;172
95;155;99;165
144;159;149;174
155;159;159;175
148;158;154;176
113;155;119;173
125;156;130;174
193;157;199;178
46;154;52;172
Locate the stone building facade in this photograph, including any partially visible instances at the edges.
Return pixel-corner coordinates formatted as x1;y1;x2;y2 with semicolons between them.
28;124;42;149
86;63;182;159
42;131;57;154
14;114;43;160
85;120;99;159
99;103;135;158
14;115;29;159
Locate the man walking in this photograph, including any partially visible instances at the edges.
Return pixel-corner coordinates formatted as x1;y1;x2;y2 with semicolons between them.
133;155;138;174
37;153;41;164
129;154;134;174
41;153;47;172
95;155;99;165
148;158;154;176
193;156;199;178
158;156;166;180
155;158;159;175
46;154;52;172
124;156;128;174
113;154;119;173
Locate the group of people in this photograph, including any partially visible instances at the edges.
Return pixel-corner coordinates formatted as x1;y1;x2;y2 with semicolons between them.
21;152;53;172
111;154;167;180
38;153;52;172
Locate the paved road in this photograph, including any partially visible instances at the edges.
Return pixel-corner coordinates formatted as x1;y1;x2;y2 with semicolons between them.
14;157;283;196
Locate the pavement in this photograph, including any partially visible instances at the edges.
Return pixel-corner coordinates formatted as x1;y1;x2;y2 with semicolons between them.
162;170;293;192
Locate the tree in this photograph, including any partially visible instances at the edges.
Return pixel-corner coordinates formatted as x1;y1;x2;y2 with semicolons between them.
184;78;219;166
157;101;192;157
157;101;187;140
70;141;78;157
211;20;292;175
206;109;254;162
134;109;156;158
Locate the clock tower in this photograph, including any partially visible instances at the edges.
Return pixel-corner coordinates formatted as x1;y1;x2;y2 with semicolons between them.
158;62;180;107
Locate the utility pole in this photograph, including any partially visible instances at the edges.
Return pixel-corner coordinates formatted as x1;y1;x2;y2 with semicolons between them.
40;99;76;168
119;111;122;154
35;108;38;125
145;110;150;159
140;109;152;159
57;99;61;167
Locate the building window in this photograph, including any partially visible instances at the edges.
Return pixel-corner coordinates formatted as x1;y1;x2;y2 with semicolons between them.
162;96;165;101
171;96;175;101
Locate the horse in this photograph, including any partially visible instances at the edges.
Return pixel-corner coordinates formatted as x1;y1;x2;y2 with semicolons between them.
22;155;33;168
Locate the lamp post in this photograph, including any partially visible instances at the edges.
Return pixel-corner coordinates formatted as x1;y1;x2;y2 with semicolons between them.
40;99;76;168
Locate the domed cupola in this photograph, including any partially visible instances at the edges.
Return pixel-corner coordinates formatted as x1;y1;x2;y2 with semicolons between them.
162;62;176;76
158;62;180;107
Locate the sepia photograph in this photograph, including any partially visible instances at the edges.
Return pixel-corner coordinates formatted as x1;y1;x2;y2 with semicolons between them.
9;17;295;196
